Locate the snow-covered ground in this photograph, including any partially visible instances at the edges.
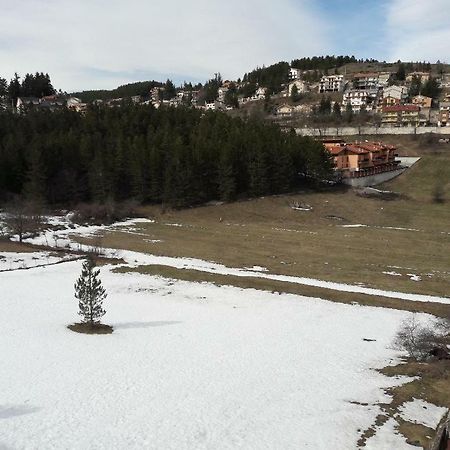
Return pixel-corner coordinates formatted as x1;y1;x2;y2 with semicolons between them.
0;259;421;449
1;216;448;448
0;251;78;271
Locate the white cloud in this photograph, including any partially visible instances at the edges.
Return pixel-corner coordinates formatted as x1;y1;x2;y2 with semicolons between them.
386;0;450;63
0;0;330;91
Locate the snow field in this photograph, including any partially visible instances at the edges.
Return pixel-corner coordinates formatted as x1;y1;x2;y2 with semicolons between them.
0;260;420;449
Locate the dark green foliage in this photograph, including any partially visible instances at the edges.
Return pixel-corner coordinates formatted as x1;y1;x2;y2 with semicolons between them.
224;83;239;108
290;55;359;71
162;79;177;100
290;84;300;103
0;78;7;97
0;104;334;207
71;80;164;103
421;77;441;100
409;75;422;97
396;63;406;81
333;102;342;118
318;97;332;115
243;62;290;94
74;257;107;324
202;73;222;104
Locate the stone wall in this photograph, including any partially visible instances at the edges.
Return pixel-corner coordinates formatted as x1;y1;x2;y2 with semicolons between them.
296;126;450;137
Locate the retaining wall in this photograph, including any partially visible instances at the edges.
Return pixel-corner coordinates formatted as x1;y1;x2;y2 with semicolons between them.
296;126;450;137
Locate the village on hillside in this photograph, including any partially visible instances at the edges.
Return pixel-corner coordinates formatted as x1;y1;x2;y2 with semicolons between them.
2;59;450;129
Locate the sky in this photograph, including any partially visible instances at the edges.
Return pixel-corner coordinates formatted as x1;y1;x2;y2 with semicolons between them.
1;0;449;92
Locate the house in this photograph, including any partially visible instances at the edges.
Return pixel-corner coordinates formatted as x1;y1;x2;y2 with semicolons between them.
319;75;345;93
382;105;420;127
352;72;380;90
275;104;295;117
67;97;88;113
16;97;40;113
343;89;379;113
217;87;229;103
411;95;432;109
16;96;66;114
289;68;302;80
377;72;393;87
383;85;408;102
323;139;399;178
288;80;308;96
150;87;162;103
406;72;431;83
255;87;267;100
438;101;450;126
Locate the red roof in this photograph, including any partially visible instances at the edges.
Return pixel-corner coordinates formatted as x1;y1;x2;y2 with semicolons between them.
383;105;420;113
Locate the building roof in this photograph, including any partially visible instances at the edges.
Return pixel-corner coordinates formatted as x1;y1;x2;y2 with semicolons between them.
383;105;420;113
352;72;379;79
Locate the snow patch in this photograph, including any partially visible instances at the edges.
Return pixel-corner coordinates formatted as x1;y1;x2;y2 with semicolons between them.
399;399;448;429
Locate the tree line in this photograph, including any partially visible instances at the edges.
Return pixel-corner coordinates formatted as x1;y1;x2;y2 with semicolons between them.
0;73;55;104
0;105;334;209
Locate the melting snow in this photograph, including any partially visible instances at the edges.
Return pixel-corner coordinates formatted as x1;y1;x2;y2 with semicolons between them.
0;260;420;449
398;399;448;429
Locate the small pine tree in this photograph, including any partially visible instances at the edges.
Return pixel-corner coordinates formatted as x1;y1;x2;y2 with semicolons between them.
75;257;107;324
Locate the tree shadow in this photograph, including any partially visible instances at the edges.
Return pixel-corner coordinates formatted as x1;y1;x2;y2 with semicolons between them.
113;321;182;330
0;404;41;420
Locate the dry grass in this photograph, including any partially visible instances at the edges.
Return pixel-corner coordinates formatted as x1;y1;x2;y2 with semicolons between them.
67;323;113;334
0;241;36;253
79;155;450;299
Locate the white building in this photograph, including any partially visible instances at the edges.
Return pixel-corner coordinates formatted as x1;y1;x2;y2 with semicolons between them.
217;87;229;103
255;87;267;100
343;90;379;113
319;75;345;93
289;68;302;80
383;85;408;101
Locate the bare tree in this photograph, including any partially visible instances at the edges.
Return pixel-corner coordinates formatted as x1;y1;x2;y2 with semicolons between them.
3;198;43;243
393;314;447;360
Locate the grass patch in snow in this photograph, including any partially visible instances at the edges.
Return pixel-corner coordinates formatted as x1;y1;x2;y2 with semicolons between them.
361;359;450;448
67;322;113;335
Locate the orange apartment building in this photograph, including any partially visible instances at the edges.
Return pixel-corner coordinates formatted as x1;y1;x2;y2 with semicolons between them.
322;139;400;179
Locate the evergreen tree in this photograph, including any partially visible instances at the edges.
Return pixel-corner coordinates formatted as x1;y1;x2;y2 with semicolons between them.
421;77;441;99
318;97;331;115
8;73;21;103
163;79;177;100
290;84;300;102
344;102;353;123
0;77;7;97
396;63;406;81
74;257;107;324
409;75;422;97
333;102;342;118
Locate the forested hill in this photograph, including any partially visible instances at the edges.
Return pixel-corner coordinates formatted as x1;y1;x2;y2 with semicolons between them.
71;80;164;103
0;105;334;208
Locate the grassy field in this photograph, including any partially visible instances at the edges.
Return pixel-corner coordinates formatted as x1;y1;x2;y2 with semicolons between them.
81;150;450;301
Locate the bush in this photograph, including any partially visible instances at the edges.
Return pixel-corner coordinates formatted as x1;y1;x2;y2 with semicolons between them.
393;314;449;360
72;200;138;225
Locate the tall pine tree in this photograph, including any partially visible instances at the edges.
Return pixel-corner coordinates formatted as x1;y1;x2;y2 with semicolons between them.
74;257;107;324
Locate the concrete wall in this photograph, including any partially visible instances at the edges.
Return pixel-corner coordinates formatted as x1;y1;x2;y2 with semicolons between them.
296;126;450;137
342;168;407;188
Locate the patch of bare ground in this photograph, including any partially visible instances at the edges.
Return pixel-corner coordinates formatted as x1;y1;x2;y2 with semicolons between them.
67;323;113;335
0;240;37;253
357;356;450;448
